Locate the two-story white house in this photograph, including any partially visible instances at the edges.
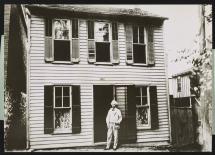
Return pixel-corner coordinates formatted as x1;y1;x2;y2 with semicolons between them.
25;4;170;150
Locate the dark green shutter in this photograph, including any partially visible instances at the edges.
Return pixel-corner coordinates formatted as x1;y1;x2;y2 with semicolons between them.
71;19;80;63
127;85;137;142
44;18;53;62
147;26;155;65
44;86;54;134
72;86;81;133
87;21;96;63
150;86;159;129
125;24;133;64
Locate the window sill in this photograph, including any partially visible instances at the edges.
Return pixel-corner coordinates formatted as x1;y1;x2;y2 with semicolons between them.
53;129;72;134
94;62;113;66
137;126;151;130
132;63;148;67
52;61;73;65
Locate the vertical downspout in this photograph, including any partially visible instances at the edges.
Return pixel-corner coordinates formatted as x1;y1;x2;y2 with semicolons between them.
25;7;31;150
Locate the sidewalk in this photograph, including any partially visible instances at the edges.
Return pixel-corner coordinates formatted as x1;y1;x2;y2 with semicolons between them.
33;143;202;152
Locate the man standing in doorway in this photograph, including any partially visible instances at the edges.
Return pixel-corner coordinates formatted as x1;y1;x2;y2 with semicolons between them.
105;99;122;150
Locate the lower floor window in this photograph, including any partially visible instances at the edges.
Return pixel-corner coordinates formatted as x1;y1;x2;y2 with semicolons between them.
54;86;72;132
44;85;81;134
135;86;151;128
55;109;71;129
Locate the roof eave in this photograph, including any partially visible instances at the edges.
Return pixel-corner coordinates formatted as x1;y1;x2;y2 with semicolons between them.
26;5;168;21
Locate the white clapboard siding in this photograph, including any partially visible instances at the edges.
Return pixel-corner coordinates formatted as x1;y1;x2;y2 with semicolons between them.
29;15;169;149
171;75;191;98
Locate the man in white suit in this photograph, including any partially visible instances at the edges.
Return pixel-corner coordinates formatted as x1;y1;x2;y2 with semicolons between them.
105;99;122;150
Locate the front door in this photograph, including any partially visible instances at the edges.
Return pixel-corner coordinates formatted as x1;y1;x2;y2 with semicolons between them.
94;85;113;143
93;85;137;143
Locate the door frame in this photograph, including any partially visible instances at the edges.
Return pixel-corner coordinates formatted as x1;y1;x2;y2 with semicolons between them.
92;84;135;144
93;85;114;143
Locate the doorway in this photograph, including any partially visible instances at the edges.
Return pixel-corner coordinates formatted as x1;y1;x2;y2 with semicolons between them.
93;85;113;143
93;85;137;143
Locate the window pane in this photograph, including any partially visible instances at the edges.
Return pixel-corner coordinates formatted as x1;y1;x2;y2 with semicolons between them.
72;19;78;38
133;25;138;43
136;107;149;126
88;21;94;39
142;87;147;96
96;42;110;62
134;87;141;97
136;97;141;106
95;22;109;42
55;97;62;107
55;109;71;129
63;87;70;96
142;97;147;105
55;87;62;97
54;19;70;40
63;97;70;107
139;26;145;43
54;40;70;61
133;44;146;63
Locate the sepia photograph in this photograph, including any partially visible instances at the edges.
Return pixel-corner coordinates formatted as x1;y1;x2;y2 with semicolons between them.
2;4;213;152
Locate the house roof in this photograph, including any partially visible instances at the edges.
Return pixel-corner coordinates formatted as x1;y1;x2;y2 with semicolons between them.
26;4;168;21
172;69;193;78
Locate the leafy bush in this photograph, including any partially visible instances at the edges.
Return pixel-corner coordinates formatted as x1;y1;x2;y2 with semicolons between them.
4;88;26;150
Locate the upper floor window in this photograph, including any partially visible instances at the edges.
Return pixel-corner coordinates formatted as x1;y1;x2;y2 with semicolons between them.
133;25;146;64
53;19;71;61
87;21;119;64
125;24;155;65
44;18;80;63
95;22;110;62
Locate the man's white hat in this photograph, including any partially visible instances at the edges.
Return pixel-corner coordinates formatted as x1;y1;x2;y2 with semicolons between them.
111;100;118;106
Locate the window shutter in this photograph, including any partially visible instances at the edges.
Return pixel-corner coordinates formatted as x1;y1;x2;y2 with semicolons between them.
44;18;53;62
44;86;54;134
147;26;155;65
125;24;133;64
71;19;80;63
150;86;159;129
87;21;96;63
112;22;119;64
127;85;137;143
72;86;81;133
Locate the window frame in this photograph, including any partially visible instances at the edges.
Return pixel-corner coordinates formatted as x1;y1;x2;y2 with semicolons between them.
94;20;112;64
135;86;151;129
53;85;72;134
177;77;182;92
132;25;148;65
52;18;72;63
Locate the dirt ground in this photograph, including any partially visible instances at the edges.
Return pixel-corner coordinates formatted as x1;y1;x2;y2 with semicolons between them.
32;143;203;152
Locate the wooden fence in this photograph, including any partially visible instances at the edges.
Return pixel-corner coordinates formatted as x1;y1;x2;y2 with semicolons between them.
170;106;195;146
